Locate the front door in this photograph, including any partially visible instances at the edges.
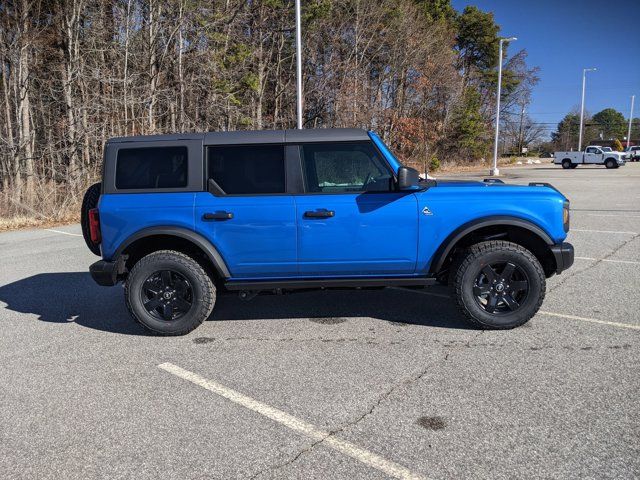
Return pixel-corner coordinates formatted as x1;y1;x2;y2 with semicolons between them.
194;144;297;278
584;147;603;164
293;141;418;276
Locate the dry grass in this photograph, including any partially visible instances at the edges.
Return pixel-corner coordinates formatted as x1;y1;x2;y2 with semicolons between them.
436;157;550;174
0;178;90;232
0;213;79;232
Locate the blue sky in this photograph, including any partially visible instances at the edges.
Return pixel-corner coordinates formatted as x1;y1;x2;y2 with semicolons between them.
451;0;640;137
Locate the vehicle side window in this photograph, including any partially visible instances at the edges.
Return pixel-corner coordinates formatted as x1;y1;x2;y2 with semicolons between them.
116;147;188;189
586;147;595;154
300;142;393;193
207;145;285;194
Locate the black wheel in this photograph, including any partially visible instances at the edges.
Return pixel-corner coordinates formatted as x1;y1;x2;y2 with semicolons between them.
451;241;545;329
81;182;102;256
125;250;216;335
569;163;578;169
561;159;572;169
605;159;616;169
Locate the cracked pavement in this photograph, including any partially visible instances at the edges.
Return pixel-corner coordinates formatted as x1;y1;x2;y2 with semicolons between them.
0;163;639;479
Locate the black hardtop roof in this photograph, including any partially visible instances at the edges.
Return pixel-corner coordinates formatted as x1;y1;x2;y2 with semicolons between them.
107;128;370;145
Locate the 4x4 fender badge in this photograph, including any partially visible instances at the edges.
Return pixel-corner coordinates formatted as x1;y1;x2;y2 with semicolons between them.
422;206;433;216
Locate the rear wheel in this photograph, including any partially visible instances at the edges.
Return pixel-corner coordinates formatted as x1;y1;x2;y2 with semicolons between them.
605;158;617;169
561;159;572;169
125;250;216;335
81;182;102;256
569;163;578;169
451;241;545;329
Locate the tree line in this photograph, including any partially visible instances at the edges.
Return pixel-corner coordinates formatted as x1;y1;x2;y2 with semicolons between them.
0;0;539;222
552;108;639;151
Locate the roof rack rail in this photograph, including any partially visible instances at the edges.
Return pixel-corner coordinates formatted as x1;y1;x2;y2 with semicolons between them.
483;178;505;184
528;182;559;192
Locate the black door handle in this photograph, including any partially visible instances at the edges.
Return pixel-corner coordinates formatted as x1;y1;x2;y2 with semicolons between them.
304;210;335;218
203;211;233;221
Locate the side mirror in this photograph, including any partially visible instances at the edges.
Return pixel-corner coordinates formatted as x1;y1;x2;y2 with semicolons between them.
397;166;420;190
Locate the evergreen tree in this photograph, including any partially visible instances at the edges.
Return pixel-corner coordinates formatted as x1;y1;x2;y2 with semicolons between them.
591;108;626;141
446;87;490;160
552;113;581;150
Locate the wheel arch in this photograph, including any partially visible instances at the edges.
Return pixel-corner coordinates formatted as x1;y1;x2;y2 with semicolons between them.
114;226;230;279
429;216;558;278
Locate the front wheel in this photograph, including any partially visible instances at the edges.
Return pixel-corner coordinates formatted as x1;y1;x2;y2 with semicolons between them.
125;250;216;335
451;241;545;329
605;159;617;169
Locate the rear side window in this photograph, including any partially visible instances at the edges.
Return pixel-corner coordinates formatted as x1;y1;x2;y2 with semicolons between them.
116;147;188;189
300;142;392;193
207;145;286;194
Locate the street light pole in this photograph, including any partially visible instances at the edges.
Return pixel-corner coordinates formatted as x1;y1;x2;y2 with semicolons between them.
627;95;635;148
491;37;517;176
578;68;596;151
295;0;303;129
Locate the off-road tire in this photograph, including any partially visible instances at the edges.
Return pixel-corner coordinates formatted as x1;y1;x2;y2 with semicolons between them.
605;158;617;169
451;240;545;329
561;159;572;169
125;250;216;335
81;182;102;256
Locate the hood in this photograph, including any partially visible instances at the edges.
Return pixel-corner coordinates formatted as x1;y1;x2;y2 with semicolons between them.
425;178;568;200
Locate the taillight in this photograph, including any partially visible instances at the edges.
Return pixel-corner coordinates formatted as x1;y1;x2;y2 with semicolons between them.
88;208;101;244
563;200;570;233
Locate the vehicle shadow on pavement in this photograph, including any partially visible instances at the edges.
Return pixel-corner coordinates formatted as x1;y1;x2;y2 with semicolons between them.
212;287;474;330
0;273;473;334
0;272;146;335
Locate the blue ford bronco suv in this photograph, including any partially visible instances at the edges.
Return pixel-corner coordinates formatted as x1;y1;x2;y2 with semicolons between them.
82;129;574;335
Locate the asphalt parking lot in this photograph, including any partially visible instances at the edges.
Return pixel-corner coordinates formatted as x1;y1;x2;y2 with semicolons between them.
1;162;638;479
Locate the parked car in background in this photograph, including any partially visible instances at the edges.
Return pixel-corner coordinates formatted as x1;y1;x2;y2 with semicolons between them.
624;146;640;162
554;145;627;169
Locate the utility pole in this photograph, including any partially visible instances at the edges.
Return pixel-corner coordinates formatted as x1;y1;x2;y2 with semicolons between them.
627;95;635;148
517;104;526;155
578;68;596;151
491;36;517;176
295;0;303;129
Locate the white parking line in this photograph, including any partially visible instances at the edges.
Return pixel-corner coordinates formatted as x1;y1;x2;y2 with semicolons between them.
158;362;426;480
575;256;640;265
411;290;640;331
586;214;640;218
45;228;82;237
571;228;638;235
539;311;640;331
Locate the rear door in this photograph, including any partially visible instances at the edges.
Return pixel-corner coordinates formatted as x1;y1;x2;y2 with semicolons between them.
293;141;418;276
193;144;297;278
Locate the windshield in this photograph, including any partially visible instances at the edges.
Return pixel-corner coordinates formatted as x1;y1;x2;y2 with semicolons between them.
601;147;612;152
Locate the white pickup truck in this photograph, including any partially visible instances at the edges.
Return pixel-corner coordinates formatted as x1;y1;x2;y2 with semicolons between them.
554;146;627;169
